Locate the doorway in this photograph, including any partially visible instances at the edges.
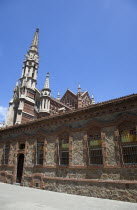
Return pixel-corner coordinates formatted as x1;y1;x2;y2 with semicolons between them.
16;153;24;183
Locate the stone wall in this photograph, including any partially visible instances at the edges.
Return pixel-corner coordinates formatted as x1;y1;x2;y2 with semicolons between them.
102;126;117;167
45;136;56;166
43;178;137;203
25;140;35;167
71;132;84;166
9;143;16;166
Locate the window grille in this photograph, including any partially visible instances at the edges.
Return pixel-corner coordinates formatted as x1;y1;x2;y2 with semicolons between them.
59;138;69;166
121;129;137;165
4;144;10;165
87;134;103;165
36;142;44;165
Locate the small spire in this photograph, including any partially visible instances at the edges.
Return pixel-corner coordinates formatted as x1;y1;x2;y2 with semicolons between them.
44;72;50;89
91;94;95;104
16;81;19;87
57;92;60;100
30;28;39;52
14;81;19;92
78;83;81;93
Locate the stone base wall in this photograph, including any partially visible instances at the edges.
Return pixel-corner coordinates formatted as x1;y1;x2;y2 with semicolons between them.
21;174;137;203
42;179;137;203
0;165;137;203
23;166;137;181
20;166;137;203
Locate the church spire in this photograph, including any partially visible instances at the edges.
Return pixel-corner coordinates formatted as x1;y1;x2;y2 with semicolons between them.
20;28;39;88
30;28;39;52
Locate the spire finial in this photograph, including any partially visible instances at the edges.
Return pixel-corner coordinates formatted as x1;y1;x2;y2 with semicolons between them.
44;72;50;89
30;28;39;52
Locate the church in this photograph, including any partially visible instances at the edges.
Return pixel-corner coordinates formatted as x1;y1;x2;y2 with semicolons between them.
0;29;137;203
6;29;95;126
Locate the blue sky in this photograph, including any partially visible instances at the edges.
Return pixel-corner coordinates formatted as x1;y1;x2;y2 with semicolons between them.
0;0;137;122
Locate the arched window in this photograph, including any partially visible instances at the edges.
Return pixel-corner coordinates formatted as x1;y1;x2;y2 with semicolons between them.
120;128;137;165
87;130;103;165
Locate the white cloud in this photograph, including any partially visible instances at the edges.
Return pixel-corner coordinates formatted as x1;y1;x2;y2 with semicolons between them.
0;106;7;122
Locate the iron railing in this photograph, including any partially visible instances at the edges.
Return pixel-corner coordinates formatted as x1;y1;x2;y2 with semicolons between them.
87;135;103;165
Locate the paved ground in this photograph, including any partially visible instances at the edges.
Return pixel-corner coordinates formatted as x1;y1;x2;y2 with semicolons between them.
0;182;137;210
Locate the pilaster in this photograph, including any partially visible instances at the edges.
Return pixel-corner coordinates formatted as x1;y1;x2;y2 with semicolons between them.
71;131;85;166
101;126;118;167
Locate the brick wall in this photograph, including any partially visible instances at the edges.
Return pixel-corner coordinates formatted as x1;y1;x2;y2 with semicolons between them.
23;102;34;116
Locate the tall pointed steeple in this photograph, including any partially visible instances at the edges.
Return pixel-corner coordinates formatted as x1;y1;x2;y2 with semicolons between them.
6;28;40;126
20;28;39;89
15;28;39;124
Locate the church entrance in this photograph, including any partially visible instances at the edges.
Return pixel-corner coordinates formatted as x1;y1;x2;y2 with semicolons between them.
16;153;24;183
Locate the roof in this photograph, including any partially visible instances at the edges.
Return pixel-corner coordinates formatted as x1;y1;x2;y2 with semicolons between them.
50;97;72;110
61;89;77;100
1;93;137;132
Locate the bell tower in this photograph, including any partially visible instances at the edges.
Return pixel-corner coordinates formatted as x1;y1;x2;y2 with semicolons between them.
6;29;39;126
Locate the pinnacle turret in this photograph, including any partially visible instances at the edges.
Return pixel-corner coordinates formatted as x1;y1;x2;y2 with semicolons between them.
41;72;51;97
